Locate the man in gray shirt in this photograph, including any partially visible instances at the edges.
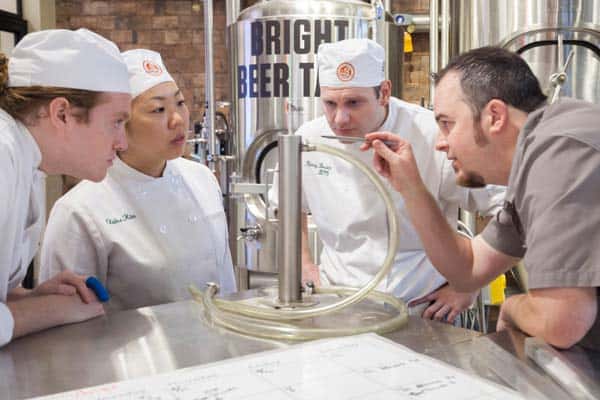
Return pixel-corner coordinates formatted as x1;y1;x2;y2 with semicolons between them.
363;46;599;349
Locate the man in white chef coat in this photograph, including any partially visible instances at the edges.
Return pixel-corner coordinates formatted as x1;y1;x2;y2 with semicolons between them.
0;28;132;347
283;39;504;321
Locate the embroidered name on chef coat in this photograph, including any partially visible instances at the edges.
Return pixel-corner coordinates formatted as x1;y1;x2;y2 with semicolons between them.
105;213;137;225
305;160;332;176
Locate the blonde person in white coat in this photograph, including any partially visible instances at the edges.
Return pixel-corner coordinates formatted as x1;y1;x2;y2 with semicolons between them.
0;29;132;347
272;39;505;323
40;49;235;312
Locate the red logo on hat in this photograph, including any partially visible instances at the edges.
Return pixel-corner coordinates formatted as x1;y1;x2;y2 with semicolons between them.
336;62;355;82
142;60;162;76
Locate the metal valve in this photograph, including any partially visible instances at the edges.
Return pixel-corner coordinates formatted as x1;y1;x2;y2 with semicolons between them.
238;225;262;241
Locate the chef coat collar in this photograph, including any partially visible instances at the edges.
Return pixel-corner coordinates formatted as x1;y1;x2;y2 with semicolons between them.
111;155;177;182
0;108;45;178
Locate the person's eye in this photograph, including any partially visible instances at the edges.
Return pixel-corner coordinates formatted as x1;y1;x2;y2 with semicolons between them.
152;107;165;113
324;101;335;107
114;119;125;129
348;100;361;107
177;100;186;107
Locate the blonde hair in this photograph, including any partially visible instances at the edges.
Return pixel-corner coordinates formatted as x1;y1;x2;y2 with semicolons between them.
0;52;103;124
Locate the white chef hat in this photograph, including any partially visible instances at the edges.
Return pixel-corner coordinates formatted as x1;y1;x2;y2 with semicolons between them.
121;49;174;99
8;28;130;93
317;39;385;88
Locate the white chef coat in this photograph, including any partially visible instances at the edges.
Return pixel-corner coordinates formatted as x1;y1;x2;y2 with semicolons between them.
290;97;504;302
40;156;236;312
0;109;46;347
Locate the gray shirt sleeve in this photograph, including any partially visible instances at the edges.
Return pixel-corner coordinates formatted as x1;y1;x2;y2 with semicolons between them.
481;202;526;259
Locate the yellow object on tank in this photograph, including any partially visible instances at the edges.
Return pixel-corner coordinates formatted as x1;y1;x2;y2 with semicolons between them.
404;32;413;53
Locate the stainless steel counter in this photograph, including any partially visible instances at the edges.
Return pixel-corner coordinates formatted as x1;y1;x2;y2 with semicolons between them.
1;298;598;399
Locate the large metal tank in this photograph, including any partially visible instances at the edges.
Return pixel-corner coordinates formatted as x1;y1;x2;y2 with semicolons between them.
436;0;600;103
226;0;404;288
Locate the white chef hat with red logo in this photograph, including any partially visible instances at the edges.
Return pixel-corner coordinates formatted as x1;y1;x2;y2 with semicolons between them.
8;28;130;93
121;49;174;99
317;38;385;88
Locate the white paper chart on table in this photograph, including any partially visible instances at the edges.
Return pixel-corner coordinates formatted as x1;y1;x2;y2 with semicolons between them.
33;333;525;400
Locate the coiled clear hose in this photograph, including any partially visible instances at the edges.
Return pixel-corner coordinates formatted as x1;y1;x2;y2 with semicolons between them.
190;141;408;340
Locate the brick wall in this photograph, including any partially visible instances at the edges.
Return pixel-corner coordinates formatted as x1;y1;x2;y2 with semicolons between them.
56;0;230;123
56;0;430;122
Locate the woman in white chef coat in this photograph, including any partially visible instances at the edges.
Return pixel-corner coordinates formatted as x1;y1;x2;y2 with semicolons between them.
40;49;236;312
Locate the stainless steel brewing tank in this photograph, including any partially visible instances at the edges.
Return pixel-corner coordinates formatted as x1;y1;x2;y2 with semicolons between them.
227;0;404;282
451;0;600;102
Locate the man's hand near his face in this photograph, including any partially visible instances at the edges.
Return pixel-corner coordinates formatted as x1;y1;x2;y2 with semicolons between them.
361;132;428;198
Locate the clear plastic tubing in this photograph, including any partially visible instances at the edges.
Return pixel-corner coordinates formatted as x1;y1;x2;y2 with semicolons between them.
191;141;408;340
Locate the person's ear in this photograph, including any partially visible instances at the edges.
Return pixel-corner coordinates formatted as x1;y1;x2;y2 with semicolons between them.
47;97;71;132
482;99;509;136
379;80;392;106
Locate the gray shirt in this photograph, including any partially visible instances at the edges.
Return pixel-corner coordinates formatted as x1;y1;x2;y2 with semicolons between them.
482;98;600;349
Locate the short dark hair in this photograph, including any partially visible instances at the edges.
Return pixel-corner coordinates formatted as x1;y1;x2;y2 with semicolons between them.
433;47;547;119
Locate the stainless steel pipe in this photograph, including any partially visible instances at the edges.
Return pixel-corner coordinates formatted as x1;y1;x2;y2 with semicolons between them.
429;0;439;105
225;0;240;27
440;0;450;68
429;0;451;106
203;0;216;171
277;135;303;305
371;0;386;45
411;14;430;31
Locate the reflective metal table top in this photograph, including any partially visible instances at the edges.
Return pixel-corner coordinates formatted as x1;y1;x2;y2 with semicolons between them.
1;298;598;399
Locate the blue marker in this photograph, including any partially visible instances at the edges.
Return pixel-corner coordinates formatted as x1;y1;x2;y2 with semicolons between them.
85;276;110;303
